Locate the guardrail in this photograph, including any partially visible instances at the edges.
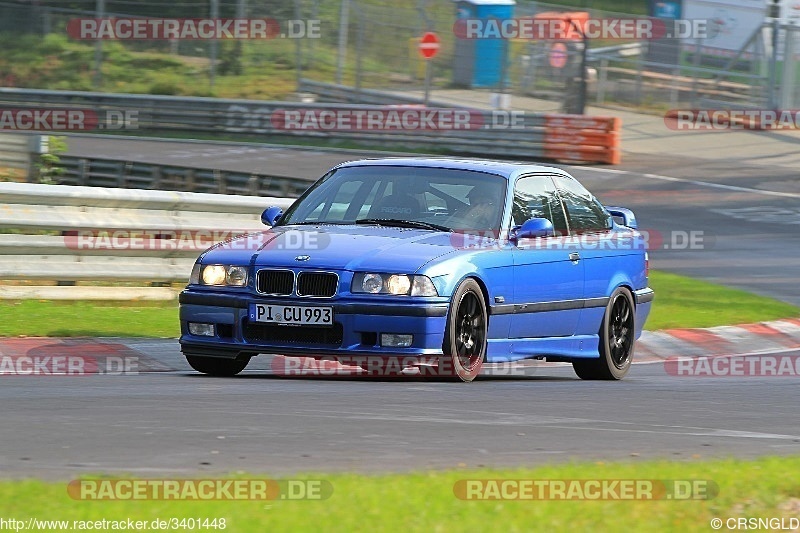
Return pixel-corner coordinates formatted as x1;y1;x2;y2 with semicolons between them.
0;88;622;165
297;80;621;164
0;132;39;180
0;182;293;299
57;155;311;197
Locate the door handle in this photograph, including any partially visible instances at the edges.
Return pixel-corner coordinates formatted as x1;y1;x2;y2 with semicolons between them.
569;252;581;262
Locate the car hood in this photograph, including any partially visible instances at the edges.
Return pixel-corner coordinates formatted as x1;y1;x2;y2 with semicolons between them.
202;224;459;272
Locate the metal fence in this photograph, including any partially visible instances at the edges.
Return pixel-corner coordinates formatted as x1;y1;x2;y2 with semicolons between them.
2;0;777;113
3;0;793;118
0;181;293;293
57;155;312;197
0;133;36;180
0;88;622;165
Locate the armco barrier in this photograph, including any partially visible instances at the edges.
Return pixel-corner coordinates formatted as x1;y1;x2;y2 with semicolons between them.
0;132;38;179
299;80;622;165
56;155;312;198
0;182;292;296
0;88;622;165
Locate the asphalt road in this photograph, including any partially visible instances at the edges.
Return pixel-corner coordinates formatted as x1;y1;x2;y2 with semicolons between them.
2;351;799;480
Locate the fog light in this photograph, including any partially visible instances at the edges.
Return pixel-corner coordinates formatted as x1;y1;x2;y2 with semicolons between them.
381;334;413;348
189;322;215;337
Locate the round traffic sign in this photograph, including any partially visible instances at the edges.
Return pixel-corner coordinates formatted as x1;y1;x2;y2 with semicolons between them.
550;42;568;69
419;32;440;60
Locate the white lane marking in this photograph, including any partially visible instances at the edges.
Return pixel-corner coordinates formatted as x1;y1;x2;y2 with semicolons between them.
565;165;800;199
260;409;800;440
711;206;800;225
642;173;800;199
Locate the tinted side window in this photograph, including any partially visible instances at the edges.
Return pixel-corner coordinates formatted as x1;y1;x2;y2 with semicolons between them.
554;176;611;234
512;175;568;236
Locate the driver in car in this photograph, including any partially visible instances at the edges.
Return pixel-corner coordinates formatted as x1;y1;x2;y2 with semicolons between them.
455;183;499;231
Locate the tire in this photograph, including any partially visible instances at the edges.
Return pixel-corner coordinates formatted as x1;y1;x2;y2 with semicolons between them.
185;354;250;377
440;278;487;382
573;287;635;380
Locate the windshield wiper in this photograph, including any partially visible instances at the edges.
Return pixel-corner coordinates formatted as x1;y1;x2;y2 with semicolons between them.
355;218;450;232
285;221;349;226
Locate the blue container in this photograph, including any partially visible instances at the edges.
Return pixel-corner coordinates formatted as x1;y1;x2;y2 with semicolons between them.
453;0;516;88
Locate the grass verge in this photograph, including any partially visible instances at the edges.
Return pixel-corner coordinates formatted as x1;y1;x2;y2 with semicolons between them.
0;271;797;337
0;300;178;338
0;456;797;531
646;271;800;330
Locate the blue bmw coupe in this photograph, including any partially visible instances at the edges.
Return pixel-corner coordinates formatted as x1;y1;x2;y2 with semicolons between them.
179;158;653;382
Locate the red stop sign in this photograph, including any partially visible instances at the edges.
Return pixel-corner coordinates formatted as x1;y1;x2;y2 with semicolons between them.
418;32;440;60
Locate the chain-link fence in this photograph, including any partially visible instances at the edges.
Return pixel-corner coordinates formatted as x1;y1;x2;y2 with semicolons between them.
1;0;798;112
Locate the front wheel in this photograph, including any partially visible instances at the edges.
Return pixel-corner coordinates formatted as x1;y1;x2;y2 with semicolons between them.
185;354;250;376
573;287;635;380
440;279;487;382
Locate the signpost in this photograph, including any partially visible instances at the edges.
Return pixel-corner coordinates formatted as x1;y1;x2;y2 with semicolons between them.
418;32;440;106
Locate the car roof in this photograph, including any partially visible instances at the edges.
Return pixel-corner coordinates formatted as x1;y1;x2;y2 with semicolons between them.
334;157;566;179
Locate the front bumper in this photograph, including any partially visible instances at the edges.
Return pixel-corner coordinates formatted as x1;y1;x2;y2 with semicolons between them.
179;290;449;359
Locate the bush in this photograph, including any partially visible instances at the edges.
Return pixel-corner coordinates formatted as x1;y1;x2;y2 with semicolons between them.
148;81;181;95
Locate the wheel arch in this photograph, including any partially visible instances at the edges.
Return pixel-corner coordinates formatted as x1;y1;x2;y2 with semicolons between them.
616;282;636;305
440;274;491;353
605;270;637;306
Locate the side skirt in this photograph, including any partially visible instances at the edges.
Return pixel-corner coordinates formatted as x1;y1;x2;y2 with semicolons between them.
486;334;602;363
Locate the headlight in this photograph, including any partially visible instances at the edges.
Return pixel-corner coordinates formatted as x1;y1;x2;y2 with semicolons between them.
227;266;248;286
352;273;438;296
201;265;227;285
198;264;248;286
386;274;411;295
361;273;383;294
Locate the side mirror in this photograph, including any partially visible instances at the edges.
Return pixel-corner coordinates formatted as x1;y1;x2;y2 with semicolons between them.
514;217;554;240
606;206;637;229
261;206;284;227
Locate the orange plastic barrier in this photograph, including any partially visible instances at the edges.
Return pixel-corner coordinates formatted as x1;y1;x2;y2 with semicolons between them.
543;114;621;165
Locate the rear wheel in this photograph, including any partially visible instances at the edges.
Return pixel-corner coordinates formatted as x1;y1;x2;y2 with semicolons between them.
185;354;250;376
573;287;635;380
440;279;487;382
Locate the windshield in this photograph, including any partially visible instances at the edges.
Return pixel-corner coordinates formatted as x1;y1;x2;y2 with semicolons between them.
279;166;507;232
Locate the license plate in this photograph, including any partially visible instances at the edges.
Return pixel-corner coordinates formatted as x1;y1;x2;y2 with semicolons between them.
249;303;333;326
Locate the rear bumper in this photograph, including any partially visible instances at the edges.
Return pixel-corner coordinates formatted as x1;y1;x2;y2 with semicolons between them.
633;287;654;339
633;287;655;304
